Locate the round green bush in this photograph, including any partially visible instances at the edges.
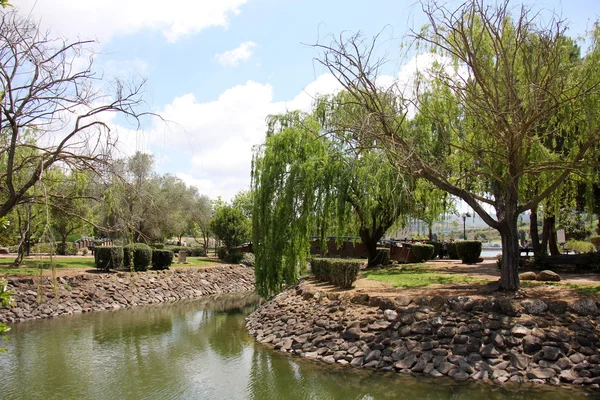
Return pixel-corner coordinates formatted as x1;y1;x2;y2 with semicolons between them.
56;242;77;256
240;252;255;267
223;251;243;264
456;240;482;263
590;236;600;251
152;249;173;270
411;243;435;262
94;246;124;271
123;243;153;271
447;242;460;260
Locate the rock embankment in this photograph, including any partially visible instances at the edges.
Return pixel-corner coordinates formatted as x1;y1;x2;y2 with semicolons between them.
1;265;254;323
246;280;600;388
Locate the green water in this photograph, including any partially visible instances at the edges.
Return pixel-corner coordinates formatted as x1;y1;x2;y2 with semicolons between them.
0;293;596;400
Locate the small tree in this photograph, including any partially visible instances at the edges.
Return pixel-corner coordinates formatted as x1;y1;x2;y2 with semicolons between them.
210;205;250;254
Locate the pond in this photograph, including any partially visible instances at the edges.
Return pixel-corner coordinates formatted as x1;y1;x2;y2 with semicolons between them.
0;293;596;399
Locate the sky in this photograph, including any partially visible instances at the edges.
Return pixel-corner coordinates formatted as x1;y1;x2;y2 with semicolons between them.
13;0;600;201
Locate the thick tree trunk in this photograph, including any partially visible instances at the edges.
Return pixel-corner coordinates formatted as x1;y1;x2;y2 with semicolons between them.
541;216;560;256
529;207;541;256
359;227;384;268
498;217;521;291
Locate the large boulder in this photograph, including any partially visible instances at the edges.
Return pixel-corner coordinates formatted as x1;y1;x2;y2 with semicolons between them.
536;270;561;282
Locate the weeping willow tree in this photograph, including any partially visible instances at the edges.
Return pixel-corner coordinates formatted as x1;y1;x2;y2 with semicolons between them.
252;108;415;297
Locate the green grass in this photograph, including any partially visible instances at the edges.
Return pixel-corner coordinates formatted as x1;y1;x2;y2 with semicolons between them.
363;266;487;288
0;256;222;275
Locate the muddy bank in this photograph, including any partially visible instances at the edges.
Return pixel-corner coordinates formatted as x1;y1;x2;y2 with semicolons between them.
246;280;600;388
0;265;255;323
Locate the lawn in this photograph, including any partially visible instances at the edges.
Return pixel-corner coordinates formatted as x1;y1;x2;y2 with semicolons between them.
363;265;488;288
0;256;222;276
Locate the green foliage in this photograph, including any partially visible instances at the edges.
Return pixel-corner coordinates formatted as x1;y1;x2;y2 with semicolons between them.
210;205;250;253
55;242;77;256
31;243;54;254
151;249;173;270
0;278;14;352
411;244;435;263
166;246;206;257
310;258;362;289
150;243;165;249
456;241;482;264
591;236;600;251
123;243;153;271
223;251;244;264
94;246;124;271
446;242;459;260
240;252;255;268
563;240;595;254
559;213;592;241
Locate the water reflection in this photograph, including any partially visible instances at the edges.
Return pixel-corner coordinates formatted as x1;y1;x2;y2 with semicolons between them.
0;292;595;400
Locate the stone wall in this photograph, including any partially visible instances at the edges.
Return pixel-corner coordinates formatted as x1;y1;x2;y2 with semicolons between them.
0;265;255;323
246;280;600;388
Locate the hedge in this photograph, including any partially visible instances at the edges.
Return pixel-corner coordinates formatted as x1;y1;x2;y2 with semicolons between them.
589;236;600;251
411;244;435;263
456;240;482;264
152;249;173;270
310;258;363;289
425;241;441;260
94;246;124;271
123;243;153;271
167;246;206;257
563;240;595;254
447;242;460;260
240;252;255;267
56;242;78;255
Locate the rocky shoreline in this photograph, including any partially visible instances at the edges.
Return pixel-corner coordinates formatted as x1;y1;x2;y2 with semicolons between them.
245;280;600;388
0;265;255;323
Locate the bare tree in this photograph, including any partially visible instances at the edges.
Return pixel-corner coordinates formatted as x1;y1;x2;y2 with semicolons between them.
314;0;600;290
0;10;151;219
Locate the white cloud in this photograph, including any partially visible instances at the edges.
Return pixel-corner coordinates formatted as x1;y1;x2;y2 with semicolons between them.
126;74;339;200
215;41;257;67
16;0;247;43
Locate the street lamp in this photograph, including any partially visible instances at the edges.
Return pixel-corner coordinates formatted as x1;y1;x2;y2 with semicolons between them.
461;212;471;240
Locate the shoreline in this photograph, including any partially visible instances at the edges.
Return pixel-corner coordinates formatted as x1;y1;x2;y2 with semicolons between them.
245;279;600;389
0;265;255;323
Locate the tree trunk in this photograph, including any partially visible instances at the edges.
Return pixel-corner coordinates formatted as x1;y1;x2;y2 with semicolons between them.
543;216;560;255
428;223;433;241
529;207;541;256
498;216;520;291
359;227;383;268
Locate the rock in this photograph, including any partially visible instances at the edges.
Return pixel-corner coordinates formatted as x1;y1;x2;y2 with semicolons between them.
527;368;556;380
519;271;537;281
536;270;561;282
437;361;454;375
510;325;529;338
448;369;470;381
394;295;412;306
547;301;568;314
429;296;446;310
436;326;456;338
481;344;500;358
350;293;370;305
570;298;599;317
522;335;543;354
542;346;561;361
521;299;547;315
555;357;573;370
569;353;586;364
411;358;428;373
383;309;398;321
369;296;397;310
559;369;579;382
497;298;520;317
395;355;417;370
342;327;362;341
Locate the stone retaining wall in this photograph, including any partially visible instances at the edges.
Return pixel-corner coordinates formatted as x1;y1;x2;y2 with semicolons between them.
246;280;600;388
0;265;255;323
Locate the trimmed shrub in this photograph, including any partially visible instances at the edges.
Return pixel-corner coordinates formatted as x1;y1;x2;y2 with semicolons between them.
411;244;435;263
94;246;124;271
591;236;600;251
447;242;460;260
563;240;595;254
187;246;207;257
123;243;153;271
150;243;165;250
31;243;53;254
240;252;255;267
223;251;243;264
56;242;77;256
425;241;441;260
374;248;390;265
456;240;482;263
152;249;173;270
310;258;363;289
217;246;227;260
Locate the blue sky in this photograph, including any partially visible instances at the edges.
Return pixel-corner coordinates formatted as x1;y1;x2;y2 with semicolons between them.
15;0;600;201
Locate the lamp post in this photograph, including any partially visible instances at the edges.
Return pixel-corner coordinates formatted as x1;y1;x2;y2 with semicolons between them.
461;212;471;240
